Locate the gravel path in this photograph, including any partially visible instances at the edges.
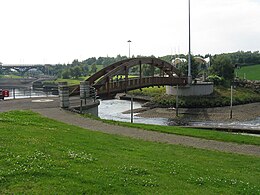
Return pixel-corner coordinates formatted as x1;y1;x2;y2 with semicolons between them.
1;98;260;156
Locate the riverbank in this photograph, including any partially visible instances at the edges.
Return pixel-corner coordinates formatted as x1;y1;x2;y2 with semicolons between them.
133;102;260;122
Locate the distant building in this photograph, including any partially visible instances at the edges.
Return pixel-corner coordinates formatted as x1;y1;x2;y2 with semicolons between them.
172;58;187;68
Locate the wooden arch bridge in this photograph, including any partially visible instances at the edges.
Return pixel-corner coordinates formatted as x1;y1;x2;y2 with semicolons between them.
70;57;188;97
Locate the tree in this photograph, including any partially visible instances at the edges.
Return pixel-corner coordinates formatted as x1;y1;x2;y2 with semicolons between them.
210;54;234;81
91;64;97;74
71;59;80;67
68;66;82;79
177;56;199;78
62;69;70;79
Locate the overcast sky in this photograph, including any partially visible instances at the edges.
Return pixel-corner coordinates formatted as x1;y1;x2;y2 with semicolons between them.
0;0;260;64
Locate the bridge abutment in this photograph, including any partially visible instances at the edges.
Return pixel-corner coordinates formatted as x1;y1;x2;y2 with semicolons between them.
166;82;214;96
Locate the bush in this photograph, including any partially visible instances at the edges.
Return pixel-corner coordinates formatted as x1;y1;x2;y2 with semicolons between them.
206;75;224;85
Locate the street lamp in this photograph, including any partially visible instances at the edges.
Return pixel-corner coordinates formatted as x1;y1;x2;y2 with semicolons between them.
127;40;132;58
188;0;192;84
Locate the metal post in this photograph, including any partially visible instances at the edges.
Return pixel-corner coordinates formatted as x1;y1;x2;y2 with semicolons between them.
13;88;15;99
230;84;233;119
176;85;179;117
130;94;133;123
80;100;83;114
188;0;192;85
30;88;32;98
128;40;132;58
84;91;86;105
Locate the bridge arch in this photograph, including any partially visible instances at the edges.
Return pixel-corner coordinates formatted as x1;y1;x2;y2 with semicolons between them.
69;57;187;97
87;57;181;86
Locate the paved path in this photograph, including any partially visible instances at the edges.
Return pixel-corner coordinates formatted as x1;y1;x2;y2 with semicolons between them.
1;98;260;156
34;107;260;157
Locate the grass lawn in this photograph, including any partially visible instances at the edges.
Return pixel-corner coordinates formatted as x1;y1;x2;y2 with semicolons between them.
236;64;260;80
0;110;260;194
0;74;22;79
44;76;89;86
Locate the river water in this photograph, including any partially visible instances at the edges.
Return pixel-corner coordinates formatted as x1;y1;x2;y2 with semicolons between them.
98;99;260;130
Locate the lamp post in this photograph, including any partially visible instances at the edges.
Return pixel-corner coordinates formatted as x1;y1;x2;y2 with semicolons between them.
188;0;192;84
127;40;133;122
127;40;132;58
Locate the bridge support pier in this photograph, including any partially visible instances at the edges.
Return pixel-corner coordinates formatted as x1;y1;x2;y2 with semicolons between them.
58;82;70;108
166;82;214;96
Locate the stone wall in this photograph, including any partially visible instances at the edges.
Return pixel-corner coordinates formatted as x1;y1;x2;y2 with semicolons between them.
234;79;260;93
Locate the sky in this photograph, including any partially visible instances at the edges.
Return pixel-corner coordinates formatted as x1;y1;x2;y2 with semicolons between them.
0;0;260;64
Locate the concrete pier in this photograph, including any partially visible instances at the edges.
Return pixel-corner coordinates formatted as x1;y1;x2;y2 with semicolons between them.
58;82;70;108
166;82;214;96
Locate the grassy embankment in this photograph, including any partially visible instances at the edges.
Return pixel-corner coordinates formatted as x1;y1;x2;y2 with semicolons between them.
0;75;22;79
130;86;260;108
0;110;260;194
236;64;260;80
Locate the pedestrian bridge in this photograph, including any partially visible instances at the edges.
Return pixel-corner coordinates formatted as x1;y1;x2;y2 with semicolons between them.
69;57;188;97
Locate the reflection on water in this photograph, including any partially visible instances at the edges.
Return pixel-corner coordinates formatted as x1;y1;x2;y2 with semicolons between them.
99;99;260;130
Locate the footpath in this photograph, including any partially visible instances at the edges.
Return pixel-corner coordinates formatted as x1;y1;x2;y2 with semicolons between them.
1;97;260;156
35;108;260;157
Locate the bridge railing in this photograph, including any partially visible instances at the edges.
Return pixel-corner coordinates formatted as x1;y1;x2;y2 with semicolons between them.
96;76;187;96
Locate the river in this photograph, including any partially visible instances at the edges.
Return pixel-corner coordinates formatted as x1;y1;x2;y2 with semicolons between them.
98;99;260;130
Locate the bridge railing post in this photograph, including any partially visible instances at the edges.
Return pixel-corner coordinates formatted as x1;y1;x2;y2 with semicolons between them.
58;82;70;109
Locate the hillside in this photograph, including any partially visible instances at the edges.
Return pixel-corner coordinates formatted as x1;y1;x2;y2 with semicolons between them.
236;64;260;80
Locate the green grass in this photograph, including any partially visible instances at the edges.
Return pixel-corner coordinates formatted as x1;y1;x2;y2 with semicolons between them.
0;74;22;79
236;64;260;80
44;76;89;86
0;110;260;194
96;64;104;72
131;86;166;97
103;120;260;146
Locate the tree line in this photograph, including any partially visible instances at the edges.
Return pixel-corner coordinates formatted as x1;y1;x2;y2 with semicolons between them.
1;51;259;82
